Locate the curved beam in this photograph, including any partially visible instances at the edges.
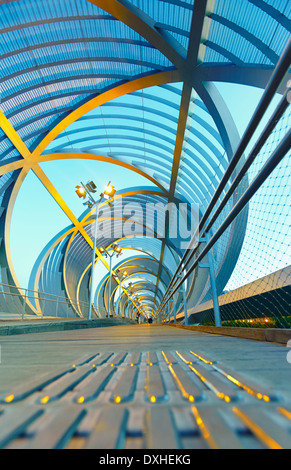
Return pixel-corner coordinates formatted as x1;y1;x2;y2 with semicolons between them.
52;134;175;157
31;69;180;158
113;257;173;285
71;235;160;311
61;189;179;312
1;57;166;89
50;112;222;147
0;110;30;158
210;13;279;65
1;14;115;34
0;115;114;301
76;263;92;316
0;62;246;322
49;122;223;162
0;159;26;177
1;63;287;163
40;152;168;193
196;65;291;94
88;0;187;69
205;41;245;65
249;0;291;32
3;167;37;312
104;267;159;317
0;150;169;195
98;268;167;316
0;75;125;106
2;72;187;154
30;226;76;314
79;249;163;315
62;228;85;317
1;37;155;61
0;93;222;155
31;216;159;318
152;0;210;312
43;145;222;203
193;80;241;160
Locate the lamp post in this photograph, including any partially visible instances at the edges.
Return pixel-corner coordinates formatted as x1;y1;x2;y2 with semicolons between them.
99;244;123;317
114;269;128;316
119;271;127;316
75;180;116;320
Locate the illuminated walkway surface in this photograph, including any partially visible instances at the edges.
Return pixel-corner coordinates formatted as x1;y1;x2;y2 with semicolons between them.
0;325;291;449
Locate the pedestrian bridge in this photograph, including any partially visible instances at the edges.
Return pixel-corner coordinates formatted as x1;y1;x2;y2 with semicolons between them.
0;0;290;452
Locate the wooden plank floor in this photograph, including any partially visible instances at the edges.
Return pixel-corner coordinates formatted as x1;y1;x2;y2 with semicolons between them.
0;325;290;449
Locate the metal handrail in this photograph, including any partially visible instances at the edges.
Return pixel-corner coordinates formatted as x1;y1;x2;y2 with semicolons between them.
0;281;91;319
156;38;291;318
158;82;291;315
0;282;89;307
158;128;291;314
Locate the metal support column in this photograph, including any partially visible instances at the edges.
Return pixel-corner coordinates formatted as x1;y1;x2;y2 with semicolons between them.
89;204;99;320
178;275;188;325
173;291;177;324
22;290;27;320
199;234;221;327
182;286;188;325
55;296;59;318
108;254;112;318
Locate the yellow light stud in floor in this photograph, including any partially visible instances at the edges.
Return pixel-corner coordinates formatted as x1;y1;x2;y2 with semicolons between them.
41;395;50;404
5;394;14;403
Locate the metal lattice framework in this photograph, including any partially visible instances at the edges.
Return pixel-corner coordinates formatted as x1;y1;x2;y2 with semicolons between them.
0;0;290;321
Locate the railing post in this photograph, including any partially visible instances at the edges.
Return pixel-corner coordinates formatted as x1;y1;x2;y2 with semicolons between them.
108;254;112;317
182;285;188;325
204;232;221;327
173;291;177;324
177;275;188;325
55;296;59;318
22;289;27;320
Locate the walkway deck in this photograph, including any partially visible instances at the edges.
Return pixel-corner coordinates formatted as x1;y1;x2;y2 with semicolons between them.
0;325;290;449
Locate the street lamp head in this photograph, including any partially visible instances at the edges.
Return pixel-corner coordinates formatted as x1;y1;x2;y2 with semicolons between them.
100;181;116;200
112;243;122;255
104;183;116;198
86;181;97;193
99;247;107;257
75;185;86;199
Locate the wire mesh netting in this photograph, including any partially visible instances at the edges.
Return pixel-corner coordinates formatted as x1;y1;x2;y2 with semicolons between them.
0;283;91;320
185;96;291;328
